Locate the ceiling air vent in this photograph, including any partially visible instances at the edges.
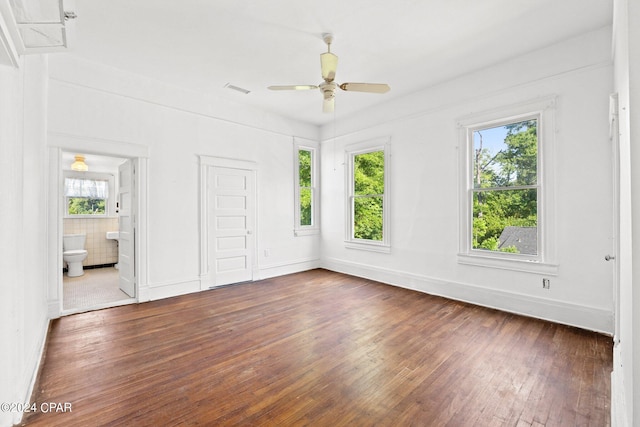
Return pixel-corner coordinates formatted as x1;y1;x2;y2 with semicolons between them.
223;83;251;95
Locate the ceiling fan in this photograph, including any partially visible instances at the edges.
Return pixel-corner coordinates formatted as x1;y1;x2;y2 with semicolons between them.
268;33;390;113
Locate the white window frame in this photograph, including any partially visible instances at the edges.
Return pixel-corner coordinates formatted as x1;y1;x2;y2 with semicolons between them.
293;141;320;236
345;137;391;253
63;171;116;218
457;97;558;274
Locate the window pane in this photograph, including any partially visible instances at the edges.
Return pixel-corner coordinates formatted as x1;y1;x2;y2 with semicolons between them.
473;119;537;188
300;188;312;226
299;150;312;187
354;150;384;195
472;189;537;254
354;196;383;241
68;198;106;215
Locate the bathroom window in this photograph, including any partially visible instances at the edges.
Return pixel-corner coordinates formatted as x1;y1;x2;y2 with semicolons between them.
64;172;115;217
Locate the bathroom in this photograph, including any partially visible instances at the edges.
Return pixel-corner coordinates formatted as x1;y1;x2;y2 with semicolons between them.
61;152;134;313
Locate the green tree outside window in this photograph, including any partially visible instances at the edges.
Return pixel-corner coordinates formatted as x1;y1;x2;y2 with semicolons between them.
472;120;538;254
353;150;384;241
299;149;312;226
68;198;106;215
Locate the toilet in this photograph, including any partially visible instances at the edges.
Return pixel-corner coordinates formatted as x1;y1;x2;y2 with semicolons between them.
63;234;88;277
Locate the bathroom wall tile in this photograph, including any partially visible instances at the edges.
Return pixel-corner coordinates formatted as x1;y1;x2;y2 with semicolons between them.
64;217;119;266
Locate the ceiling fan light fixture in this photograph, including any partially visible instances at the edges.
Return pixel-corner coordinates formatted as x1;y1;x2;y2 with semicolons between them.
71;155;88;171
320;52;338;82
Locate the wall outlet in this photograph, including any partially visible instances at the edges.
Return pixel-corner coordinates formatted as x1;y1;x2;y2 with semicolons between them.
542;278;550;289
264;249;270;257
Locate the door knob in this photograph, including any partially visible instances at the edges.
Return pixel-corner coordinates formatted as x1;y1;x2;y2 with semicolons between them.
605;255;615;261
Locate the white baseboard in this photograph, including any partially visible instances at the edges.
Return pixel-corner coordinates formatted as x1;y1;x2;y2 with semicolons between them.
322;257;613;334
14;318;50;426
258;257;321;280
144;277;202;301
47;300;61;319
141;258;321;302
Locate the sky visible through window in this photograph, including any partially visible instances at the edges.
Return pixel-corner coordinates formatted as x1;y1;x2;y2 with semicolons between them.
474;125;509;156
473;125;511;179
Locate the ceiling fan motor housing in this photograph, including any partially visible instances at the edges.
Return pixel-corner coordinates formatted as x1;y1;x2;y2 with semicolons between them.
319;81;336;99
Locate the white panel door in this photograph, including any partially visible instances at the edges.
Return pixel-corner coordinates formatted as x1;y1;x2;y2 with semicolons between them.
118;160;135;297
208;166;254;286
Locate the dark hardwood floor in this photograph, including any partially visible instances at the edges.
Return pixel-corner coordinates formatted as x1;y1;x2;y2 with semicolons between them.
22;269;612;426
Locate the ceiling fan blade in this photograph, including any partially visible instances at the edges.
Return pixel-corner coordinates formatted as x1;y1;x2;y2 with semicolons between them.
323;96;335;113
320;52;338;82
268;85;318;91
339;82;390;93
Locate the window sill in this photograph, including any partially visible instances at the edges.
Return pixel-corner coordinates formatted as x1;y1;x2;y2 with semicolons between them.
294;228;320;237
457;253;558;275
345;240;391;253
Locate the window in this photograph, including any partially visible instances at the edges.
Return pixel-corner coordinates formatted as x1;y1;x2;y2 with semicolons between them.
294;142;319;235
472;119;538;255
458;97;557;273
345;138;390;252
299;149;313;226
64;172;115;217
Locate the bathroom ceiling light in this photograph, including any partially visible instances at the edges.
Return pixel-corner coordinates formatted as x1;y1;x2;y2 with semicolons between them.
71;155;88;171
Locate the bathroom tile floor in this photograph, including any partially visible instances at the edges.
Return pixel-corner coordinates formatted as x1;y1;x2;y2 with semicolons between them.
63;267;133;312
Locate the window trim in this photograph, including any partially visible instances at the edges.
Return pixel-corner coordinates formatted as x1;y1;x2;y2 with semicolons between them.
63;171;116;218
344;137;391;253
293;141;320;236
457;97;558;274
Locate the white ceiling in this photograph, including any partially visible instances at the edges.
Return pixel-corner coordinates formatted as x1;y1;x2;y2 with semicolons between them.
67;0;612;126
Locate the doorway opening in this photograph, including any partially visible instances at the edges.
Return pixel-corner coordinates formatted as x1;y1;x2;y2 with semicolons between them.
60;151;136;314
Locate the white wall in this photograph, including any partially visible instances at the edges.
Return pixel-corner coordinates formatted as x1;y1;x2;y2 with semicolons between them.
46;55;321;303
612;0;639;424
0;55;50;427
320;27;615;334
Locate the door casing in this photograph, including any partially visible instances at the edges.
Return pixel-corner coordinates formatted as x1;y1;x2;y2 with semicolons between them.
48;135;149;318
118;159;136;298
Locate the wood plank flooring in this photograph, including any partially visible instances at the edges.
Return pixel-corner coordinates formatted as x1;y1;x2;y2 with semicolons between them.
22;269;612;426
